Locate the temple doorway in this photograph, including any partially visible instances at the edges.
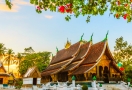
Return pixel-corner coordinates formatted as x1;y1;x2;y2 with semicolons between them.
0;78;3;84
33;78;37;85
103;66;109;83
99;66;103;77
58;72;68;82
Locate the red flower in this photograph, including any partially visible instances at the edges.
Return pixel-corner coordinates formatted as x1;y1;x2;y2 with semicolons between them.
123;14;128;19
124;4;128;7
117;1;120;5
59;6;65;13
120;67;124;71
65;3;72;13
66;3;72;7
37;6;40;10
116;14;119;18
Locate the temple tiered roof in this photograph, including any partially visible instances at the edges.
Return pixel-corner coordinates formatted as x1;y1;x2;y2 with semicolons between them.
41;42;81;76
41;37;123;77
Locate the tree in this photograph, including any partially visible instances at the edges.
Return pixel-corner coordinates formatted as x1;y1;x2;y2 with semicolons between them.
4;0;132;23
0;43;6;60
113;36;132;80
29;0;132;23
14;53;24;69
24;47;34;54
5;0;12;9
3;49;15;73
18;51;51;75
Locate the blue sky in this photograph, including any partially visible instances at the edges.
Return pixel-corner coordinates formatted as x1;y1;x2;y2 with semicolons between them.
0;0;132;55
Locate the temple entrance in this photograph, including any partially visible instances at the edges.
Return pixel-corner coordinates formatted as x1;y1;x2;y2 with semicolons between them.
103;66;109;83
99;66;103;77
33;78;37;85
58;72;68;82
0;78;3;84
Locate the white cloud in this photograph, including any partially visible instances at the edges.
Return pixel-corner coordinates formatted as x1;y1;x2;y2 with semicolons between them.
44;15;53;19
0;0;32;12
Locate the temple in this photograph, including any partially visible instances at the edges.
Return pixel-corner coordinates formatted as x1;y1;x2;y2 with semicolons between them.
0;61;9;84
41;34;123;83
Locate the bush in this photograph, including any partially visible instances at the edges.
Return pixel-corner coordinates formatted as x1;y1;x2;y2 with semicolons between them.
15;79;23;89
82;85;88;90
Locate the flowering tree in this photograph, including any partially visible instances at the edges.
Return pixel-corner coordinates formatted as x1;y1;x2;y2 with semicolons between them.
32;0;132;23
5;0;132;23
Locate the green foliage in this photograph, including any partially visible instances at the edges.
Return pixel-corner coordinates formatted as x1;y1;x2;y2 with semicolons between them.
3;49;15;73
24;47;34;54
19;51;51;75
27;0;132;23
15;79;23;89
113;36;132;80
82;85;88;90
0;43;6;57
5;0;12;9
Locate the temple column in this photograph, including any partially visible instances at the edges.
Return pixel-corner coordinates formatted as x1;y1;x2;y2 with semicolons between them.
96;65;99;77
51;75;55;82
84;73;88;81
68;75;72;81
50;74;58;82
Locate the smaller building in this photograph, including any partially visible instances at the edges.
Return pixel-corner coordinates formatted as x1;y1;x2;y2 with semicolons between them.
23;67;41;88
0;61;9;84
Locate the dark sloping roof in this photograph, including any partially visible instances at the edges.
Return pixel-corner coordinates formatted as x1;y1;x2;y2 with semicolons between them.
70;41;106;75
81;41;106;64
45;61;68;71
71;64;94;75
51;42;80;64
60;42;91;72
72;42;91;62
61;63;77;72
41;58;73;76
41;69;59;76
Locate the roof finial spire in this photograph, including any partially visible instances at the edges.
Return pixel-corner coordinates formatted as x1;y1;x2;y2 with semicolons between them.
65;38;71;49
56;47;58;52
80;33;84;42
89;33;93;42
103;30;109;41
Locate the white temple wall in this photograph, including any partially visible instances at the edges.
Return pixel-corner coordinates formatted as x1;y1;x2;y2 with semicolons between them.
23;78;33;84
37;78;41;84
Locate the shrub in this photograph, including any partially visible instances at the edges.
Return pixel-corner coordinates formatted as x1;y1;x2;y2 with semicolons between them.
82;85;88;90
15;79;23;89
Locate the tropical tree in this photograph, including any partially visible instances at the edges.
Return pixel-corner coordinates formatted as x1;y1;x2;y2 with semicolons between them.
113;36;132;80
3;49;15;73
18;51;51;75
0;43;6;60
14;53;23;68
24;47;34;54
36;52;51;71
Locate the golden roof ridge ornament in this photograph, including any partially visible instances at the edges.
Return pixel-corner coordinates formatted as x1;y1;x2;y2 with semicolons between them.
65;38;71;49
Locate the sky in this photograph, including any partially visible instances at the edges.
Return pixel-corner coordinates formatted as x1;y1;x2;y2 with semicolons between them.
0;0;132;55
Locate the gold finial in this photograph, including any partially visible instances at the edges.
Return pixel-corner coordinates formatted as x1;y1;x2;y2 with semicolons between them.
65;38;71;49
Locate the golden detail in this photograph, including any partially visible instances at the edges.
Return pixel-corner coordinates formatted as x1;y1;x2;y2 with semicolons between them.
65;39;71;49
